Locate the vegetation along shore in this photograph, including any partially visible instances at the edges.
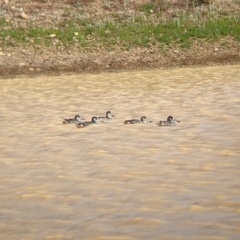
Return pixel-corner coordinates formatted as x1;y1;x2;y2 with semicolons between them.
0;0;239;78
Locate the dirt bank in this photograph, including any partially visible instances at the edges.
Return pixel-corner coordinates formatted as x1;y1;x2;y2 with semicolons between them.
1;43;239;78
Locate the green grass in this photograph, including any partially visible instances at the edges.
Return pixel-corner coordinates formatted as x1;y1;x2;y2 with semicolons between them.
0;13;239;50
139;3;155;15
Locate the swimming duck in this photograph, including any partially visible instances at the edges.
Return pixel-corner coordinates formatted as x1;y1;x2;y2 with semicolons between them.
75;116;98;128
62;115;84;124
124;116;152;124
156;116;180;127
97;111;115;122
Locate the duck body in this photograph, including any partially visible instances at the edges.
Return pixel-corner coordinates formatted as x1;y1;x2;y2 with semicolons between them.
97;111;115;122
124;116;152;124
63;115;84;124
156;116;180;127
156;121;176;127
76;116;98;128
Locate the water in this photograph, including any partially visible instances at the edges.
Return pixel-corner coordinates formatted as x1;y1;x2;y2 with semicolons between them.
1;65;240;240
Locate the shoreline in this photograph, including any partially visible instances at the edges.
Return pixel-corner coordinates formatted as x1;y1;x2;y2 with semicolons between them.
1;47;239;79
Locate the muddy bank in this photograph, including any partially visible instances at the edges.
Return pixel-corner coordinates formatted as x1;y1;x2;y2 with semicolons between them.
1;46;240;78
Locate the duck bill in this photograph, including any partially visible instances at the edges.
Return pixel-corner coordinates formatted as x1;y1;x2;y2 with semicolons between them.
174;119;180;123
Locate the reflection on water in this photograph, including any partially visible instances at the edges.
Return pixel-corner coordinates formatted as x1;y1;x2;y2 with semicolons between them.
1;66;240;239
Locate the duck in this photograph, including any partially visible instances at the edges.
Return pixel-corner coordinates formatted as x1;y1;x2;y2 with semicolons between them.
156;116;180;127
124;116;152;124
97;111;115;122
75;116;98;128
62;115;84;124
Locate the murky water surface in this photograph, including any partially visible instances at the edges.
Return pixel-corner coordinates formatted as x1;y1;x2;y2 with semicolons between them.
1;66;240;240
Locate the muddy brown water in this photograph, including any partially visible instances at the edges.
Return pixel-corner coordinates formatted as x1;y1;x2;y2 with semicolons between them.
1;65;240;240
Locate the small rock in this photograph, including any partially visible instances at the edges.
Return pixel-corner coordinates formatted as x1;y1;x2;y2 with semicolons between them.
19;62;26;67
0;52;4;56
49;34;56;38
19;12;29;19
214;48;219;52
74;32;79;36
21;50;31;55
29;68;34;71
